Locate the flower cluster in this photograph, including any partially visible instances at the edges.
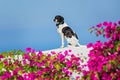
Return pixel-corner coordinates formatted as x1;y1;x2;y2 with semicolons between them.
83;21;120;80
0;48;82;80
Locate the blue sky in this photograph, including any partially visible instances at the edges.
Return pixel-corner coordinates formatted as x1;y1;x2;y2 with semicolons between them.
0;0;120;52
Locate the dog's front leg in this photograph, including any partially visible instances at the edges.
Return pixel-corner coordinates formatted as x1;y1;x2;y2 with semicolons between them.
61;34;65;48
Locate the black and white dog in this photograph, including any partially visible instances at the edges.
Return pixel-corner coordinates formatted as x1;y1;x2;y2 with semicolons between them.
53;15;80;48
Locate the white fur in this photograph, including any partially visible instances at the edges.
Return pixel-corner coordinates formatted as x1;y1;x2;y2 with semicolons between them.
66;36;79;46
57;23;80;48
57;23;68;35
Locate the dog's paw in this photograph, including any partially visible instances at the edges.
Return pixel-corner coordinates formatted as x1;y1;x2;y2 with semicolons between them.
60;45;64;48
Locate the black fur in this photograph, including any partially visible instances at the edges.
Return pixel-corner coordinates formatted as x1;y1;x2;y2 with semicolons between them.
62;27;78;39
54;15;64;26
62;27;74;38
74;33;78;39
54;15;64;22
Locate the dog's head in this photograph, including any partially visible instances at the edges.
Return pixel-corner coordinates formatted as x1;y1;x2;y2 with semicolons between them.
53;15;64;26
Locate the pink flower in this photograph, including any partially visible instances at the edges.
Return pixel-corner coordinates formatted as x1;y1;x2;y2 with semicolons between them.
69;49;72;52
4;60;8;66
108;22;112;27
62;68;68;73
37;50;42;56
37;62;41;68
0;75;6;80
50;62;53;68
66;60;72;68
26;47;32;53
3;71;11;79
96;30;102;35
92;26;95;28
107;64;111;71
37;70;43;75
109;44;114;48
31;49;36;53
87;43;93;48
0;55;4;59
103;21;108;26
97;23;102;28
45;78;49;80
48;54;51;57
108;52;111;55
95;41;102;48
64;50;69;56
13;69;18;75
17;75;24;80
58;74;62;78
58;53;65;61
105;33;110;38
118;47;120;51
113;22;117;27
23;60;27;65
51;51;56;55
76;76;80;80
83;70;89;76
113;33;118;40
97;63;103;72
118;20;120;25
114;52;118;55
77;67;82;71
24;54;30;60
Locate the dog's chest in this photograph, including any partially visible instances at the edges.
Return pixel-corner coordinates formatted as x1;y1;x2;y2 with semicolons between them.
57;26;64;35
57;23;68;35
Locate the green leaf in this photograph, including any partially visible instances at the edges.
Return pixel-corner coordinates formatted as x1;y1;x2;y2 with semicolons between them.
117;64;120;69
87;76;91;80
54;73;58;79
16;50;22;55
0;62;3;70
88;28;93;33
0;71;4;76
104;52;107;57
103;65;108;72
55;64;60;71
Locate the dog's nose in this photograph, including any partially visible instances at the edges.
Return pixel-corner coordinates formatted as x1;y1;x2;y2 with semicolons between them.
53;19;55;22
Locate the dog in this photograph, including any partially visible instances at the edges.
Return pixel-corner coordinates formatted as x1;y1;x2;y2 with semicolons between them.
53;15;80;48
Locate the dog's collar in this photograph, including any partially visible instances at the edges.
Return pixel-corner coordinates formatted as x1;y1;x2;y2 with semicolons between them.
56;21;64;28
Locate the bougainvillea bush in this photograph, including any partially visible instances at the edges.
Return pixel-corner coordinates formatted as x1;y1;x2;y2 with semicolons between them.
0;21;120;80
82;21;120;80
0;48;82;80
